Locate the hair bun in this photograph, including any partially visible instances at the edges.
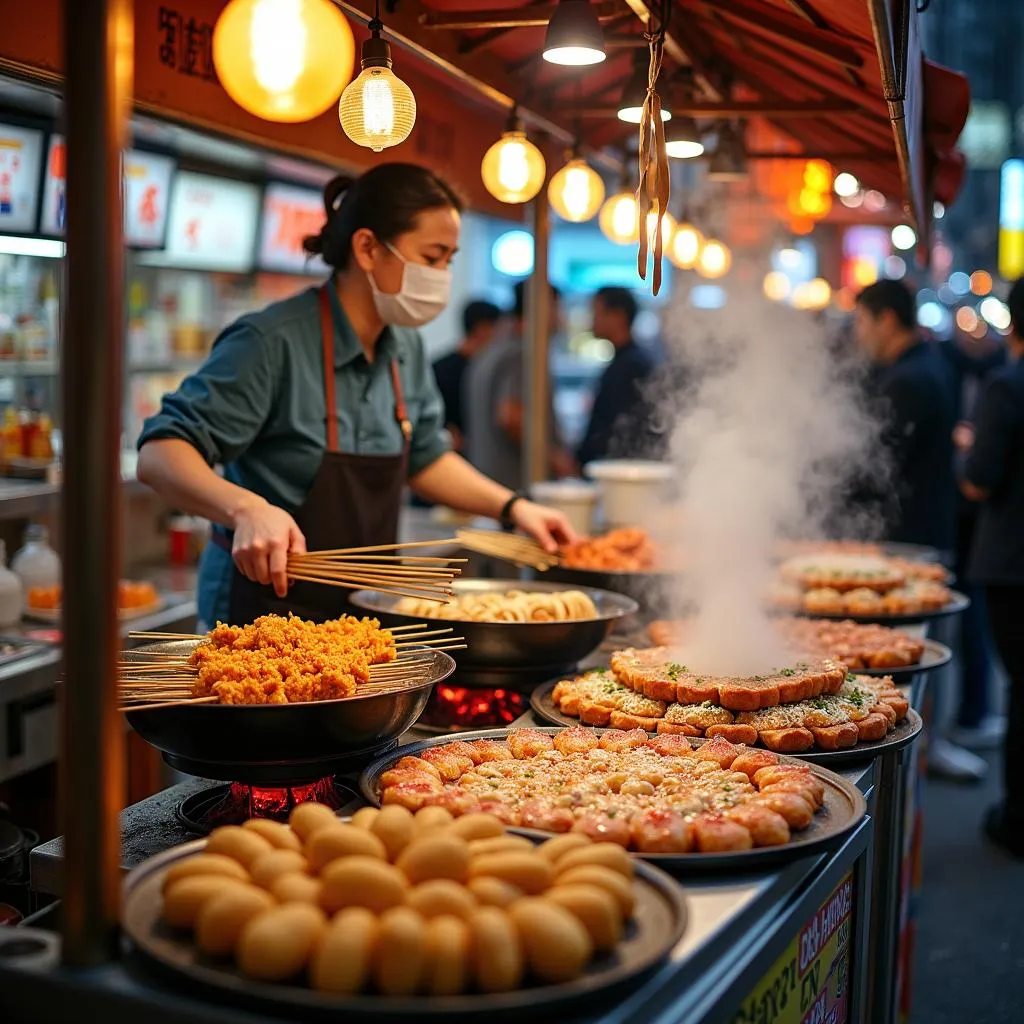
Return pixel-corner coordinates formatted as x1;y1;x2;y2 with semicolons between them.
323;174;356;214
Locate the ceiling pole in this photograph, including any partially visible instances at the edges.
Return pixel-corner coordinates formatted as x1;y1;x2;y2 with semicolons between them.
60;0;131;966
524;181;552;490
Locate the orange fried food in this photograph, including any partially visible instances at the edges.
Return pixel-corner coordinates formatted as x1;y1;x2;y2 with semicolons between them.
189;613;396;705
559;528;658;572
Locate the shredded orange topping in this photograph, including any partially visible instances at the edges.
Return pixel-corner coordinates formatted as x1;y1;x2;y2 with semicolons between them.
188;613;396;705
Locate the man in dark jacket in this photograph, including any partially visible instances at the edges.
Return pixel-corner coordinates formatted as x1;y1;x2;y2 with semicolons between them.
577;286;660;468
963;278;1024;858
854;279;957;554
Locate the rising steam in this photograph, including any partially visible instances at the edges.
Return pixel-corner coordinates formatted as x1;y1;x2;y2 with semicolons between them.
658;291;882;675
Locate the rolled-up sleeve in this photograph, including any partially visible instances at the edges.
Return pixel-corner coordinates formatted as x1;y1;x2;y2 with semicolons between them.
405;338;451;478
137;320;281;465
965;377;1015;493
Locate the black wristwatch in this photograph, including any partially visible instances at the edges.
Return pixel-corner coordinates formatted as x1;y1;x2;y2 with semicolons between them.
499;491;526;532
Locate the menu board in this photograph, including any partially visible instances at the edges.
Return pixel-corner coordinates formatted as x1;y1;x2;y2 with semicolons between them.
258;182;327;275
734;873;855;1024
123;150;175;247
41;138;175;246
0;123;44;234
144;171;260;272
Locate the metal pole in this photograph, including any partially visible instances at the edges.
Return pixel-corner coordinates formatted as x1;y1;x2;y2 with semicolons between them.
523;184;551;489
61;0;132;966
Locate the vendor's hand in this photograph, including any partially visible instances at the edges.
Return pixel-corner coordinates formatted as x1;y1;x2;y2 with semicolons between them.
231;498;307;597
953;421;975;453
511;500;577;553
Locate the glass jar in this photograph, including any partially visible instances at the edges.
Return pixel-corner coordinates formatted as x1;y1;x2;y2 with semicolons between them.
0;542;24;627
11;525;61;595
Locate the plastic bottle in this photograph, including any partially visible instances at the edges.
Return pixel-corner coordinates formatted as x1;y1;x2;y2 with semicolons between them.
0;542;24;627
0;408;20;468
12;524;61;595
29;415;53;461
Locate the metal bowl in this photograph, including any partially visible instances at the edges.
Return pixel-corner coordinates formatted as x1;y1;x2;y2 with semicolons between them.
123;641;453;767
350;578;639;672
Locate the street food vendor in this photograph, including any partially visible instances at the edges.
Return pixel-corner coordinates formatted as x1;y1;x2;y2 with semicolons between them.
137;163;573;627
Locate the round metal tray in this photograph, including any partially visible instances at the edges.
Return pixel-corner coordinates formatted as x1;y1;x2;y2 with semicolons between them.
530;680;923;768
121;834;688;1022
794;589;970;626
350;578;638;672
124;642;454;767
360;727;867;873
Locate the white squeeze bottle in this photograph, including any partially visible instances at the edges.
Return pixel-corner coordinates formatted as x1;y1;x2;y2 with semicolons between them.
0;542;24;627
11;524;62;596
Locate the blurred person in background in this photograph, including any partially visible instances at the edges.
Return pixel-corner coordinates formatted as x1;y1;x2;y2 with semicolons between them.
943;324;1008;751
854;279;957;553
432;299;503;452
854;279;984;780
961;278;1024;858
576;286;660;468
464;280;575;490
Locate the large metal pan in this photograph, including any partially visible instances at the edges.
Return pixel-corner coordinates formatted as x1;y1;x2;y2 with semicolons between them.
350;578;639;672
124;642;454;773
535;565;678;619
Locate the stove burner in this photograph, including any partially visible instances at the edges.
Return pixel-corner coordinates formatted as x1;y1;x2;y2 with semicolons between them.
176;777;362;834
161;736;399;786
416;684;526;732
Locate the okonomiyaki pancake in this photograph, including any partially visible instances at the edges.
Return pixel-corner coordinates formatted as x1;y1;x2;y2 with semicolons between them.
779;554;907;593
609;647;846;711
377;725;827;854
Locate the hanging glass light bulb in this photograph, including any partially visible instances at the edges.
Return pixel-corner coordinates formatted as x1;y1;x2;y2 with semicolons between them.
599;189;639;244
548;155;605;222
339;1;416;151
696;238;732;278
668;221;704;269
213;0;355;122
617;54;672;124
481;110;547;204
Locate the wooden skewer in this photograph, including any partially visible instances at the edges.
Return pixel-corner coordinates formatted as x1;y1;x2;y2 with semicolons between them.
285;566;456;590
393;628;454;641
128;631;205;641
286;573;450;602
306;538;460;556
288;558;462;577
291;553;468;564
119;696;219;713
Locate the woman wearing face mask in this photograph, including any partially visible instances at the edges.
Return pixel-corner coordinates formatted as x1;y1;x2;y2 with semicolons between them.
137;164;575;627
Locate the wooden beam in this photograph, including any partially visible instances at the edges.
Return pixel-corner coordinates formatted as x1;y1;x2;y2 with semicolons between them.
420;2;621;31
745;150;889;161
568;101;861;117
693;0;865;70
783;0;830;30
458;0;553;55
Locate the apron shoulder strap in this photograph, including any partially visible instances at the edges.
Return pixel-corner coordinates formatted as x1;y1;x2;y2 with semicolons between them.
318;286;340;453
390;359;413;443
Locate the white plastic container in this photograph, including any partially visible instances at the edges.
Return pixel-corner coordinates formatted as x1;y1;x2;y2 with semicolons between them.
583;460;677;529
12;524;62;596
0;542;24;627
530;479;599;537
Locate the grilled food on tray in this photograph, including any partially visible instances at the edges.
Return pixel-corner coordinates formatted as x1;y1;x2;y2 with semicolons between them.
771;552;953;617
609;647;846;711
559;528;659;572
189;614;397;704
550;670;908;753
648;617;926;670
159;805;643;994
379;726;826;853
395;589;598;623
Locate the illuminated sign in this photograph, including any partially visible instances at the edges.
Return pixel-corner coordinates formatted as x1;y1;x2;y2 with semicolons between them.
0;124;44;234
258;182;326;275
999;159;1024;280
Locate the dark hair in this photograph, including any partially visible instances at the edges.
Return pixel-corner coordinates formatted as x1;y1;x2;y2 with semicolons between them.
1007;278;1024;340
463;300;502;336
594;286;638;326
304;163;462;270
512;280;561;319
856;279;916;330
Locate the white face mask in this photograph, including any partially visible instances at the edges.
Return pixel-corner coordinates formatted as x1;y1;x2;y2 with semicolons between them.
368;241;451;328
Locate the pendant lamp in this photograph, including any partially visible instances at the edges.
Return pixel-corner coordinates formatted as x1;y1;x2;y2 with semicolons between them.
543;1;606;66
481;110;547;204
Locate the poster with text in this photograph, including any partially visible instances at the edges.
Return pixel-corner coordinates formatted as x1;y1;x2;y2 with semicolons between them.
0;124;44;234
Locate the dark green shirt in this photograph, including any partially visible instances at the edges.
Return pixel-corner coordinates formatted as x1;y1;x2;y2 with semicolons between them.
138;282;450;625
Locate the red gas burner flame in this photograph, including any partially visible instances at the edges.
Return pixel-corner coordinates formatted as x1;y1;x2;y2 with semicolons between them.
419;685;525;730
212;777;341;827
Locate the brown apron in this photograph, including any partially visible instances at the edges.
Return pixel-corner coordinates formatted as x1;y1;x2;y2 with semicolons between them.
217;285;411;625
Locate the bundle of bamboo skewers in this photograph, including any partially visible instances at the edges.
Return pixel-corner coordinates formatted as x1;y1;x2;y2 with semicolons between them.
455;528;559;572
117;623;464;712
285;539;469;603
